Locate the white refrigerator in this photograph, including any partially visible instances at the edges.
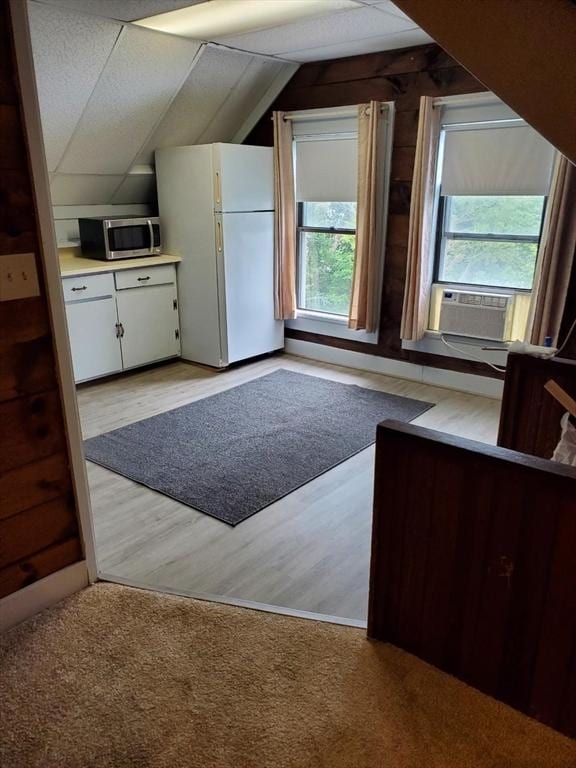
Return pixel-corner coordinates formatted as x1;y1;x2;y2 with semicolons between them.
155;143;284;368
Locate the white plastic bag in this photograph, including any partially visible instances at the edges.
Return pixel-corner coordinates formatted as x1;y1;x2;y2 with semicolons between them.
552;413;576;467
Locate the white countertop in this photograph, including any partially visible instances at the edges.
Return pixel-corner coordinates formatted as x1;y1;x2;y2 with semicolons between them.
59;252;182;278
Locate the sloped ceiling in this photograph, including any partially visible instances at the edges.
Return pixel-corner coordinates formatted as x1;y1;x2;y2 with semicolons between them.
30;0;432;208
392;0;576;164
32;0;206;22
213;0;431;62
28;1;296;206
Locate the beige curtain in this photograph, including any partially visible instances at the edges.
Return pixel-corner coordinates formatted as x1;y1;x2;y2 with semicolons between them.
528;154;576;345
400;96;442;341
349;101;383;332
272;111;297;320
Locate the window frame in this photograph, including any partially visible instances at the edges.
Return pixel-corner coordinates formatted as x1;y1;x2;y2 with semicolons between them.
433;194;547;294
295;201;357;317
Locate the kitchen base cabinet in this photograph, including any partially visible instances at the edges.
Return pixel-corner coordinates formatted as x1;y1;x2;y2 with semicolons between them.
116;283;180;370
62;262;180;383
65;296;122;383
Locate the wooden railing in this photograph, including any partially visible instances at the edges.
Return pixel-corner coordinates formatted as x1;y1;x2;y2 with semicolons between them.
368;420;576;737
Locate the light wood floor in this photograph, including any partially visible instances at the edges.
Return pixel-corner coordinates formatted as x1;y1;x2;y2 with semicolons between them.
79;354;501;622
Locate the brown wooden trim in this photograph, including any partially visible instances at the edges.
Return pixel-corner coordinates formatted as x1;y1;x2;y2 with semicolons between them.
286;327;504;379
288;44;459;88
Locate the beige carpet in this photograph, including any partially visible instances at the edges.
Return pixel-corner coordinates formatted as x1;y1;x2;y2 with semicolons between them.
0;584;574;768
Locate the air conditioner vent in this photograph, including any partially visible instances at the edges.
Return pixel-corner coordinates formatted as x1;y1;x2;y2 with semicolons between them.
438;289;513;341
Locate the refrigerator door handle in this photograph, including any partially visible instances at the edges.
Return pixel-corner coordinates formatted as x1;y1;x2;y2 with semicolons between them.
215;171;222;207
216;219;223;253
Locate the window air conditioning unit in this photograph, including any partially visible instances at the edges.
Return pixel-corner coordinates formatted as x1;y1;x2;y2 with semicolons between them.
438;289;514;342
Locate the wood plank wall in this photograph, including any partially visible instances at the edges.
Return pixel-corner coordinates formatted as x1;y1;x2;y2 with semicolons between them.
0;0;82;599
368;420;576;738
247;44;576;374
498;353;576;459
246;43;501;379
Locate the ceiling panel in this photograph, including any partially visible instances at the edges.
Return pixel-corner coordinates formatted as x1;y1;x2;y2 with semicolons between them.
50;174;124;205
59;25;202;174
33;0;206;22
197;57;285;144
358;0;411;16
28;2;121;172
287;27;433;62
215;5;415;56
136;45;254;164
110;174;157;204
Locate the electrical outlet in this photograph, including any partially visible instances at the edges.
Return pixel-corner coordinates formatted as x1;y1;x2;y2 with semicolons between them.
0;253;40;301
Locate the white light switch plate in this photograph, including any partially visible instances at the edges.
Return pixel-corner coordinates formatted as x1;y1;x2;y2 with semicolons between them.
0;252;40;301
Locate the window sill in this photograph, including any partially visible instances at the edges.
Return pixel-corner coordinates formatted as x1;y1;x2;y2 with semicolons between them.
402;331;509;366
286;310;379;344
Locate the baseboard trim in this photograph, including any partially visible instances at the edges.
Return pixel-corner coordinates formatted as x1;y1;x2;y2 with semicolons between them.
97;573;367;630
285;339;504;399
0;561;89;633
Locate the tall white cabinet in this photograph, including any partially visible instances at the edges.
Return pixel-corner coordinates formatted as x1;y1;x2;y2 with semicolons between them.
156;143;284;368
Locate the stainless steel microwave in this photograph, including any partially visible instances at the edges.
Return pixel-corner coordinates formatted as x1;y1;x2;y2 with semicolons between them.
78;216;161;260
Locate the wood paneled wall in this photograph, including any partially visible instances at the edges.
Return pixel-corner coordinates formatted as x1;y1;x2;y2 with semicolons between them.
246;43;501;379
0;0;81;599
368;420;576;738
498;353;576;459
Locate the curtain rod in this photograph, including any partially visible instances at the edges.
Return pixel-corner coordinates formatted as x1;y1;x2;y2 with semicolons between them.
433;92;499;107
271;104;387;122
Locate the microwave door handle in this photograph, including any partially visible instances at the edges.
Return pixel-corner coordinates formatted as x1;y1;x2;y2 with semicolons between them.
147;219;154;253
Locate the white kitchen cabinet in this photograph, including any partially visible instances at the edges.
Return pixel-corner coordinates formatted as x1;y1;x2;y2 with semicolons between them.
65;296;122;382
62;261;180;382
116;283;180;370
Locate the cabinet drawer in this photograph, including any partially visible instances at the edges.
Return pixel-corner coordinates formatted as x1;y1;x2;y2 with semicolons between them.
115;264;176;290
62;272;114;302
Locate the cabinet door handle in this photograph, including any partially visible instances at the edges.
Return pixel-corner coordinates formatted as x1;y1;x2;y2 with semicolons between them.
119;322;125;338
137;276;151;282
71;285;87;291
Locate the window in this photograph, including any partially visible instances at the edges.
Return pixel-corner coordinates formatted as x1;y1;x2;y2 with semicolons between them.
286;103;393;343
434;115;555;293
436;195;546;290
297;201;357;315
293;125;358;317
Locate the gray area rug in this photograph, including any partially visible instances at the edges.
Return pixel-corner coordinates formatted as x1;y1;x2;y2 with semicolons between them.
84;369;434;525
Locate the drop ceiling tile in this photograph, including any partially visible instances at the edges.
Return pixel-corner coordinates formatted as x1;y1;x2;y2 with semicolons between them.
28;2;121;172
286;27;434;62
215;6;414;56
358;0;411;17
59;25;201;175
34;0;206;22
110;174;157;204
136;46;253;165
198;58;286;144
50;174;124;205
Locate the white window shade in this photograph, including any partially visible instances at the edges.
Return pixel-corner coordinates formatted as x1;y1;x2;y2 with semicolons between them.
295;137;358;202
441;124;555;196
